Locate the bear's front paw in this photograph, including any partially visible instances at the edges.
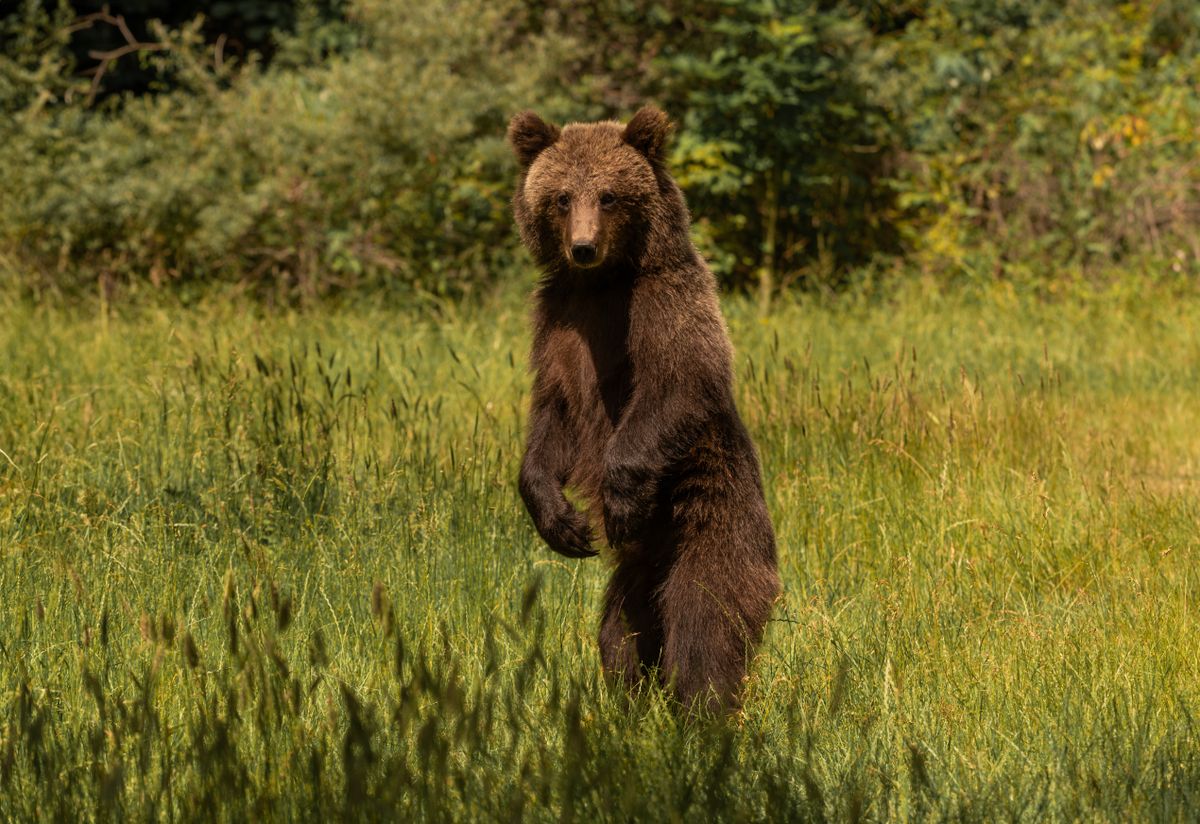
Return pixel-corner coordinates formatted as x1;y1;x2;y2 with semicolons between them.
602;465;653;547
540;503;597;559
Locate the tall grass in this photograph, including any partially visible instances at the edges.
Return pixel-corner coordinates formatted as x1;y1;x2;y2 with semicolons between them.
1;274;1199;820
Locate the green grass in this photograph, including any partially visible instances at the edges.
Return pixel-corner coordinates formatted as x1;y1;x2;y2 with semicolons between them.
2;274;1199;820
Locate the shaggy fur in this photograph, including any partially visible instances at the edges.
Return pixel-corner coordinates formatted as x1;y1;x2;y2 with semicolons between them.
509;107;780;712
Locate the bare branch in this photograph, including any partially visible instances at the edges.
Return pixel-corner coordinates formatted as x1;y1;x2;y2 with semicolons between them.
63;6;169;104
214;34;227;73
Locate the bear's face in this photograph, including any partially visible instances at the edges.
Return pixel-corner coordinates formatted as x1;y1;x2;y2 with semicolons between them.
509;108;673;275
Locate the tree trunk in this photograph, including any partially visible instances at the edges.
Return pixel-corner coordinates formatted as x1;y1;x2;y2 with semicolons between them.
758;168;779;315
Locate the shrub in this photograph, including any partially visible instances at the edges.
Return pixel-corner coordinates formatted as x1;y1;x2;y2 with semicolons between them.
0;0;569;299
877;0;1200;277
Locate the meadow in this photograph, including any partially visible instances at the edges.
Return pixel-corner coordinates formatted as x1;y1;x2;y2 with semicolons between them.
1;273;1199;821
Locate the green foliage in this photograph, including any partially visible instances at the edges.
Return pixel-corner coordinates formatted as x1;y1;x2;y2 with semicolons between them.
0;0;352;98
3;274;1200;817
877;0;1200;275
1;0;1199;297
660;1;898;296
0;0;83;115
0;0;569;298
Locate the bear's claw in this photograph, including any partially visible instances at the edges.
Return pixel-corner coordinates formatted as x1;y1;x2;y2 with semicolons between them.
542;507;598;559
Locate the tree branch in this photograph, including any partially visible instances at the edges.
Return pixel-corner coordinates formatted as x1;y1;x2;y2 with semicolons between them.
65;6;169;105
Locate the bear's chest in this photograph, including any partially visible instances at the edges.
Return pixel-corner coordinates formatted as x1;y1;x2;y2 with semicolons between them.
542;289;635;429
547;325;631;430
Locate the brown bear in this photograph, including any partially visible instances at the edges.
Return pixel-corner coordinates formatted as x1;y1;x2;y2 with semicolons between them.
509;106;780;713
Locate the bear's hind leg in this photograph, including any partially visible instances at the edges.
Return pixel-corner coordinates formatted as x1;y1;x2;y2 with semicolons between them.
658;543;778;713
598;561;664;691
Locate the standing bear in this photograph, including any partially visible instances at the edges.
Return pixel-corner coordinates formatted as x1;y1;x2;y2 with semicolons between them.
509;106;780;713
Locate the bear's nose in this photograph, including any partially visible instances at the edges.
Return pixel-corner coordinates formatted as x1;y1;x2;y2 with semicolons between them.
571;242;597;266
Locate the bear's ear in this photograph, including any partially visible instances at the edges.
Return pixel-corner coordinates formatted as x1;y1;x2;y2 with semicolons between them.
623;106;672;162
508;111;560;168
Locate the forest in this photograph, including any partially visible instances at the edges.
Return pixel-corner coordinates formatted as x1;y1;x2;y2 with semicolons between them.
3;0;1197;300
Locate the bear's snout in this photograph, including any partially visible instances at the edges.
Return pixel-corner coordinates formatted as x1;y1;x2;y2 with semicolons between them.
566;202;603;267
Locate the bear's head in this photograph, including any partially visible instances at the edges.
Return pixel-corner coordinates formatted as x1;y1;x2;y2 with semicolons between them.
508;107;676;277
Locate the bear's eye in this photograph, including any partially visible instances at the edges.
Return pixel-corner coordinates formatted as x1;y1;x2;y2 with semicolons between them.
599;192;616;208
556;192;570;211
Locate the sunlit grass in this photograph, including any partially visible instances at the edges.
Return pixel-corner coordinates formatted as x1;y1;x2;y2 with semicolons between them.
1;274;1198;820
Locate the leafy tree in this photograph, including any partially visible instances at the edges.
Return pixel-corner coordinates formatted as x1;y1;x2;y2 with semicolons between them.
658;1;897;304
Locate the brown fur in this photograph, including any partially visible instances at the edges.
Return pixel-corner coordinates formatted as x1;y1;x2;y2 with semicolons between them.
509;107;780;713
